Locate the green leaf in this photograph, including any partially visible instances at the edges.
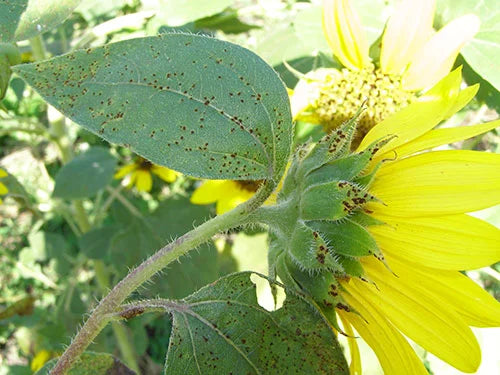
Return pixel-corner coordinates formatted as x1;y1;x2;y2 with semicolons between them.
53;147;116;199
78;224;119;260
155;0;233;27
195;9;260;34
437;0;500;91
14;34;292;181
164;272;348;374
0;0;82;43
35;352;135;375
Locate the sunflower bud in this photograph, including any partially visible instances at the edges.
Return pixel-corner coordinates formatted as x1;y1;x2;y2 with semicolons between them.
265;112;390;328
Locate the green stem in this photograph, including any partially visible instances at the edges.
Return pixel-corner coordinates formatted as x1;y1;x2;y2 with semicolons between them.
29;35;47;61
93;260;140;373
49;181;275;375
73;200;91;233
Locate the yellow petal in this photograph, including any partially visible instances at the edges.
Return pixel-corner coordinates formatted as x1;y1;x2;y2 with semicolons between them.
385;256;500;328
339;286;428;375
190;180;232;204
357;68;462;157
380;0;435;75
322;0;370;70
403;15;480;91
114;163;138;179
337;312;362;375
388;117;499;160
353;258;481;373
368;150;500;217
134;170;152;192
31;350;53;372
0;182;8;195
0;168;7;178
151;165;178;183
216;189;254;215
442;83;479;119
369;213;500;270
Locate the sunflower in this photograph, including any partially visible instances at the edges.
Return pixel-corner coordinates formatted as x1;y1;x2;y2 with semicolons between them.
190;180;263;215
268;68;500;374
0;168;8;203
290;0;480;147
114;157;179;192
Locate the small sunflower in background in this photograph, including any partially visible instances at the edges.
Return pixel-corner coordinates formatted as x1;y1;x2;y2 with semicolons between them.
191;176;283;214
290;0;480;146
190;180;263;215
0;168;8;203
114;156;179;192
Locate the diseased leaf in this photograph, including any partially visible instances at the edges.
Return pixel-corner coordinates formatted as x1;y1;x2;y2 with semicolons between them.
13;34;292;181
52;147;117;199
0;0;82;43
34;352;135;374
163;272;348;374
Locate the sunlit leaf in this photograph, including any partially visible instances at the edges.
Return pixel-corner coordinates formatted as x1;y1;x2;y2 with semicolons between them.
0;0;82;43
437;0;500;91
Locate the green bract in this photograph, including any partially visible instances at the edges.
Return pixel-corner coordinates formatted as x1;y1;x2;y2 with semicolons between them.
13;33;293;182
260;114;389;328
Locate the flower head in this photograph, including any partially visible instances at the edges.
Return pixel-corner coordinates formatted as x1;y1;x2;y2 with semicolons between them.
190;179;262;215
291;0;480;146
114;157;179;192
0;168;8;204
268;69;500;374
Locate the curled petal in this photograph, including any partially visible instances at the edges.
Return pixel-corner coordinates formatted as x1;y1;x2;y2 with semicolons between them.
322;0;370;70
380;0;435;75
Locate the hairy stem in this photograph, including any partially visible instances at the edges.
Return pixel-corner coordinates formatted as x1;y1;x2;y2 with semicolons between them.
49;181;275;375
94;260;140;373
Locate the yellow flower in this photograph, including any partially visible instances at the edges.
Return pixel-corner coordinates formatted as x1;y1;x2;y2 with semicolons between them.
191;179;264;215
31;349;57;372
332;70;500;374
0;168;8;204
291;0;480;145
114;157;179;192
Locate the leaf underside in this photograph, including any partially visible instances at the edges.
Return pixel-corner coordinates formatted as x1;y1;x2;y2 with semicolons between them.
13;33;292;181
164;272;348;374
